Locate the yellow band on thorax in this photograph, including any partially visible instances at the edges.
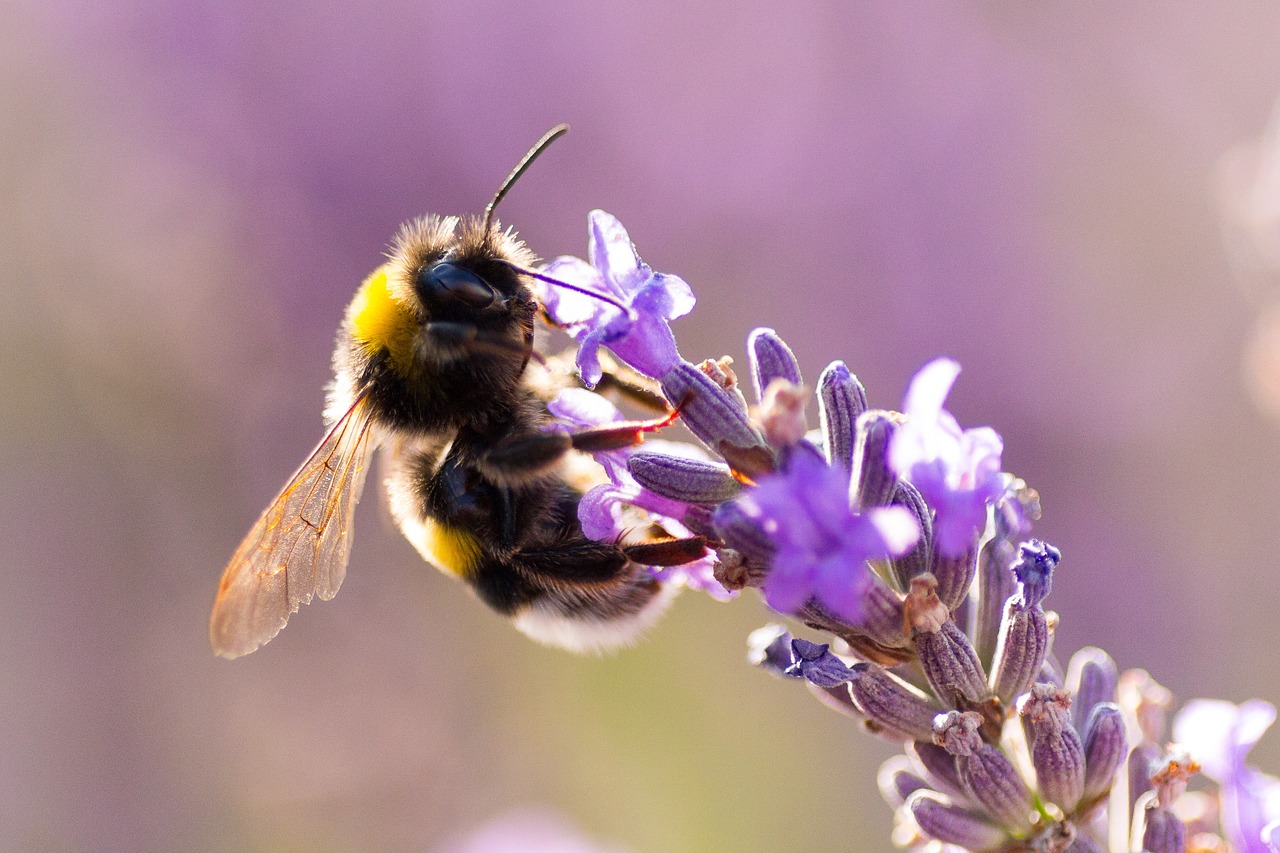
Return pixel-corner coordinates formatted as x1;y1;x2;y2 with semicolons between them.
348;265;418;374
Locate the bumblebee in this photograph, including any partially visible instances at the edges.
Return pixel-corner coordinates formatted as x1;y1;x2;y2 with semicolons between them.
210;126;705;659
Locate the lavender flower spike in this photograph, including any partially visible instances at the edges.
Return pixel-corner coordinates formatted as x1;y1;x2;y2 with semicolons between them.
540;210;693;387
888;358;1005;557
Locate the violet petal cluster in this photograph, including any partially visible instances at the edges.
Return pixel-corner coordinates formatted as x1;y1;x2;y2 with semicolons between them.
888;358;1005;557
729;449;919;621
540;209;693;388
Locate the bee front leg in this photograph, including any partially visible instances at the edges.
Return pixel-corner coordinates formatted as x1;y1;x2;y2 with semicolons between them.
477;407;682;485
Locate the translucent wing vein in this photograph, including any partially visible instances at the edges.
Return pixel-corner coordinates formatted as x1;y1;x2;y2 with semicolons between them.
210;398;375;658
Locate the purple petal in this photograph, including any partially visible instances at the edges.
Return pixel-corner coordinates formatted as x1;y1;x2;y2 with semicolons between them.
867;505;921;555
547;388;623;429
1174;699;1277;782
578;484;625;541
1264;818;1280;853
601;309;682;379
632;272;695;322
588;209;645;295
538;256;610;327
763;553;815;614
574;330;608;389
812;551;870;621
903;357;961;421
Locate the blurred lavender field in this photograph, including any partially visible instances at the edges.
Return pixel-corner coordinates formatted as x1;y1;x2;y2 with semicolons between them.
4;2;1280;850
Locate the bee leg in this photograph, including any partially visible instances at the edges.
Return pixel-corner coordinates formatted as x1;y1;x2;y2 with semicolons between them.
477;432;574;485
623;536;709;566
513;540;632;584
479;402;685;485
594;357;668;414
568;403;686;453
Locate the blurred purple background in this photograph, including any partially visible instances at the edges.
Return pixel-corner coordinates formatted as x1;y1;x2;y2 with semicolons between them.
5;2;1280;850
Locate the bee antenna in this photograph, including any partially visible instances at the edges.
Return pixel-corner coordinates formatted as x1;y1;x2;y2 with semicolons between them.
500;261;637;321
483;124;570;233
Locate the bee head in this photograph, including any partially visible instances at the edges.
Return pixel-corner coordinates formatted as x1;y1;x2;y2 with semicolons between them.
344;215;538;380
330;125;571;431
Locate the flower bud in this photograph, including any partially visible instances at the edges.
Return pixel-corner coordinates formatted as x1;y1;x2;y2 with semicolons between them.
627;451;742;504
1080;703;1127;808
846;662;942;743
988;594;1049;706
931;542;978;611
852;410;901;509
907;576;989;708
934;711;1037;834
907;740;968;803
889;481;933;589
972;536;1017;666
817;361;866;473
660;361;765;460
1065;647;1118;734
1140;799;1187;853
1018;684;1085;813
907;790;1010;852
747;328;803;401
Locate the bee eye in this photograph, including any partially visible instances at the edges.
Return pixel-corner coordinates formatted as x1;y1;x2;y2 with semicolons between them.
416;262;497;309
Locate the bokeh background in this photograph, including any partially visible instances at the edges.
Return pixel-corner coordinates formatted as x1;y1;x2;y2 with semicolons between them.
5;2;1280;851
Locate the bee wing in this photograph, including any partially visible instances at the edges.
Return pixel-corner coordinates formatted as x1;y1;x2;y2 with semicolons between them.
210;397;377;659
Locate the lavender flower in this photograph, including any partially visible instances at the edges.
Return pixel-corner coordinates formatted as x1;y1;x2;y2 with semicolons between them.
540;210;693;387
888;358;1005;557
729;449;918;621
784;637;857;688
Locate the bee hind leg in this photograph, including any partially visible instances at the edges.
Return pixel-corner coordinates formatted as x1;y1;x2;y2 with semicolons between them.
623;536;708;566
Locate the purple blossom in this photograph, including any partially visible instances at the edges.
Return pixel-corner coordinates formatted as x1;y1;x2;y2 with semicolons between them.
888;358;1005;556
539;210;694;387
1173;699;1280;853
784;638;856;688
547;389;729;599
731;450;919;621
